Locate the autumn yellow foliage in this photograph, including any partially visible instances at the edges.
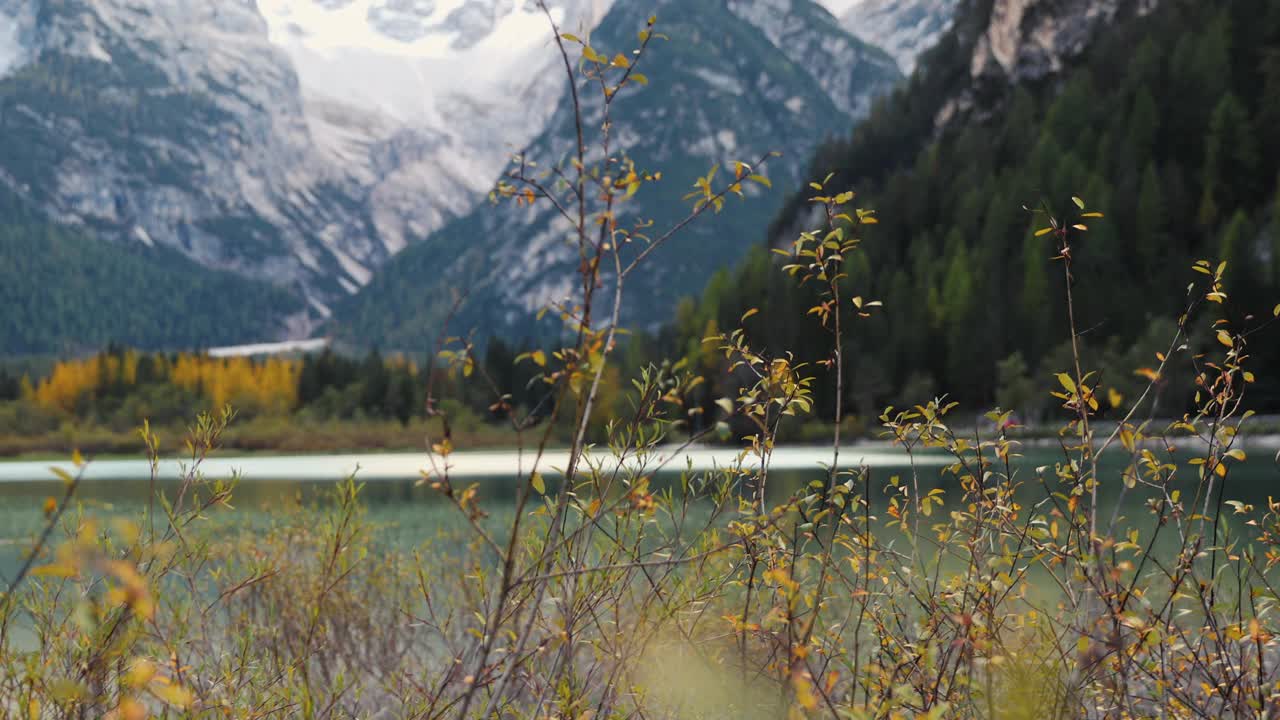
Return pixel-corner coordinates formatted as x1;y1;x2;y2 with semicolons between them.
30;352;301;417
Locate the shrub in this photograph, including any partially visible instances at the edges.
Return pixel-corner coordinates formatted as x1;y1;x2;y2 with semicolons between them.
3;5;1279;719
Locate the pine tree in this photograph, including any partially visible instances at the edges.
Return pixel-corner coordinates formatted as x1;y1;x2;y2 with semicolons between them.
1135;163;1166;269
1019;229;1051;364
1217;211;1257;303
1259;49;1280;171
1127;89;1159;171
941;241;977;395
1199;94;1258;228
1271;181;1280;288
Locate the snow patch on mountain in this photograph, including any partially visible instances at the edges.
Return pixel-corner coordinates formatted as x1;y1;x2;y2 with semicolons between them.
258;0;576;124
839;0;959;74
0;2;33;78
258;0;615;260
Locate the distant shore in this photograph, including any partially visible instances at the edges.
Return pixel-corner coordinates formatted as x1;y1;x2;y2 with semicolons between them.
4;414;1279;465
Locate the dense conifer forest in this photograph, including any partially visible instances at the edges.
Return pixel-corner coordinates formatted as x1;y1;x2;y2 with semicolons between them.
665;0;1280;422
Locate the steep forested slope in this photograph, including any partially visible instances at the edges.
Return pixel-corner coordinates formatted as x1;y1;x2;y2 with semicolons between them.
0;188;302;355
671;0;1280;416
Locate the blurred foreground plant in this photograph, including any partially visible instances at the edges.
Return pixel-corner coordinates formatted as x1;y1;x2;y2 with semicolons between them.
4;3;1280;718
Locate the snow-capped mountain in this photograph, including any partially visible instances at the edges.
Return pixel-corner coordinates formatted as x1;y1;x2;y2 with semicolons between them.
839;0;960;74
334;0;902;348
256;0;614;258
0;0;899;349
0;0;610;329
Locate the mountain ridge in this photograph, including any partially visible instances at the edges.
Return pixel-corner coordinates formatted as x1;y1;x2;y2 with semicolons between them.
330;0;903;350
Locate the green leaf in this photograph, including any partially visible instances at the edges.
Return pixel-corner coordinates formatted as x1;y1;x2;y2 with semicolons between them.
1072;196;1085;210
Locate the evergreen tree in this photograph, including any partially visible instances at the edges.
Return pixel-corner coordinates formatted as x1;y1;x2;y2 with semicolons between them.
1217;211;1257;302
1019;229;1052;363
358;350;389;417
1271;181;1280;288
940;241;978;396
1135;163;1166;270
1199;94;1258;228
1127;89;1159;171
1259;50;1280;170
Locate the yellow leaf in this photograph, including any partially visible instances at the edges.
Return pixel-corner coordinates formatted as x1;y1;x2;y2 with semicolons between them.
149;679;194;709
1135;367;1160;382
1216;330;1233;348
48;679;86;703
531;350;547;367
50;466;75;486
116;697;147;720
123;659;157;689
531;472;546;495
72;448;84;467
31;563;77;578
1108;388;1124;408
1035;227;1055;237
741;308;759;322
1056;373;1077;394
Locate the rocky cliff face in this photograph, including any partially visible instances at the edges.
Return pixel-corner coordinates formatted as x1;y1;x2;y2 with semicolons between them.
932;0;1158;127
970;0;1157;82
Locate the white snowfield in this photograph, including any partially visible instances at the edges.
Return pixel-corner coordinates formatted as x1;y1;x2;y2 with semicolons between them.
207;338;331;357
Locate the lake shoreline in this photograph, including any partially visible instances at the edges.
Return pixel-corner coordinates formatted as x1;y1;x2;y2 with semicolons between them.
0;443;954;484
3;431;1278;483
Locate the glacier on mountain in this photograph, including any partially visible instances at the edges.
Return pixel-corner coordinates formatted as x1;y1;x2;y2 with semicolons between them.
839;0;959;73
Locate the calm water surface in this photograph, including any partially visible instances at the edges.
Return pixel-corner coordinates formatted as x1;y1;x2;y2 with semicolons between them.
2;444;1277;579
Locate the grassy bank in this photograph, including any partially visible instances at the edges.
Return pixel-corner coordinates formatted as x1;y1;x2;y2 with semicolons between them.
0;415;559;458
